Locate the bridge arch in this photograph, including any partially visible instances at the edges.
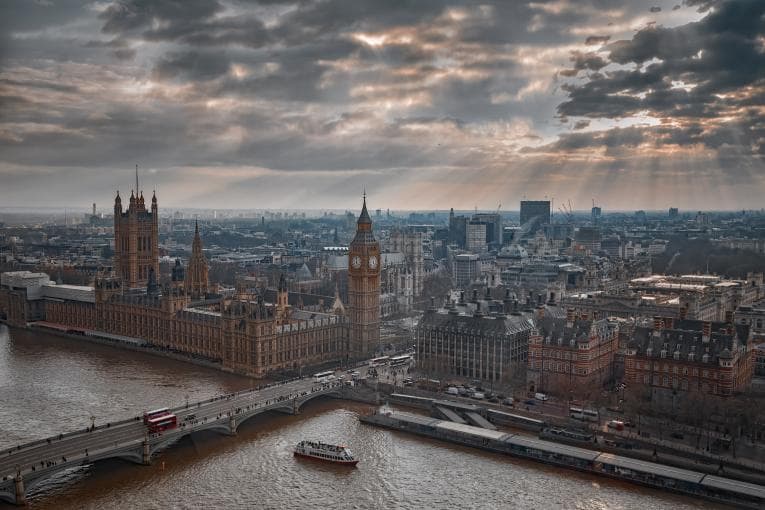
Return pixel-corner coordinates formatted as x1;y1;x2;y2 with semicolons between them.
295;389;343;411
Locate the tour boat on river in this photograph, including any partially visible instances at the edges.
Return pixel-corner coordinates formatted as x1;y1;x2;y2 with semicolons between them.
293;440;358;465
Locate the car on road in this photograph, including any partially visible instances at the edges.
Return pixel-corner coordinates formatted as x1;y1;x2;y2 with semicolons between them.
503;397;515;406
607;420;625;431
403;378;414;386
524;399;536;405
534;392;549;401
471;392;485;400
488;396;499;403
670;431;685;440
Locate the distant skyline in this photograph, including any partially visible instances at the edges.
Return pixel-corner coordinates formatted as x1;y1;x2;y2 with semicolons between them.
1;0;764;210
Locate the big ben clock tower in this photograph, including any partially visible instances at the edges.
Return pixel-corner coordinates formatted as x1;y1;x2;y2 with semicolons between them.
348;194;381;359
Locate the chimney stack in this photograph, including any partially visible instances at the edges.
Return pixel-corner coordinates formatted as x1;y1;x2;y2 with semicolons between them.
566;308;575;327
702;321;712;343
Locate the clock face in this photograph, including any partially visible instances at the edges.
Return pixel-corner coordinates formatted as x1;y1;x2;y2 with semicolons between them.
351;255;362;269
368;255;378;269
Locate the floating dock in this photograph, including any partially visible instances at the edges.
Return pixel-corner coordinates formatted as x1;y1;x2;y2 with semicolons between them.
361;410;765;509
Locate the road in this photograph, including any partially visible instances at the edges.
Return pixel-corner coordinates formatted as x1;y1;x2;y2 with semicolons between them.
1;366;371;481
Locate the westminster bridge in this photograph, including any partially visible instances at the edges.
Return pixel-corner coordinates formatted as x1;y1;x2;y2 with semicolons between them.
0;375;379;505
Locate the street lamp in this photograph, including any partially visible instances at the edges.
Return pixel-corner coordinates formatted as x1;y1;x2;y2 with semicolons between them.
185;394;189;409
90;415;95;431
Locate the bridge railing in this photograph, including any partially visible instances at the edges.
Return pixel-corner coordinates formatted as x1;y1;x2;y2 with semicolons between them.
2;376;346;459
2;382;348;483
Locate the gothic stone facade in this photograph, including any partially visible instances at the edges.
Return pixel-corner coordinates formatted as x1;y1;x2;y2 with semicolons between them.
113;191;159;289
34;276;348;378
347;197;381;358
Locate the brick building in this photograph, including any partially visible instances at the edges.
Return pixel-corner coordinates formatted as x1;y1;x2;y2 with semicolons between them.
624;317;754;399
526;309;619;399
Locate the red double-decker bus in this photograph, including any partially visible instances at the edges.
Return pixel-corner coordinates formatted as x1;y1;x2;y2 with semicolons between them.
146;414;177;433
143;407;170;425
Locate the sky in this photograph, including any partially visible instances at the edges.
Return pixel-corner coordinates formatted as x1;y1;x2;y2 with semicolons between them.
0;0;764;212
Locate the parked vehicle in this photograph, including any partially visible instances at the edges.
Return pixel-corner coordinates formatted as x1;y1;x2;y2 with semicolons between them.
534;392;549;402
471;392;485;400
503;397;515;406
446;387;459;395
670;431;685;440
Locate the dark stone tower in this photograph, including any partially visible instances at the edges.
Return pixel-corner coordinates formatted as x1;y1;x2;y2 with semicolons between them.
185;220;209;299
113;171;159;289
348;194;381;358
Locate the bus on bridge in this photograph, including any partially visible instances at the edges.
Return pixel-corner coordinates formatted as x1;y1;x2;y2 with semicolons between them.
147;414;178;433
143;407;171;424
312;371;335;383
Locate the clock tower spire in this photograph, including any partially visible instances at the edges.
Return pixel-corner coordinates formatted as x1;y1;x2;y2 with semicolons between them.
348;193;380;359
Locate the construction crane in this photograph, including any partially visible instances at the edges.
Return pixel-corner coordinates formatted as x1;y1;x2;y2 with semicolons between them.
558;200;574;223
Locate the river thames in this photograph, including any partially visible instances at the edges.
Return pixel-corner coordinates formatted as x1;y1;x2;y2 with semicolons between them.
0;326;724;509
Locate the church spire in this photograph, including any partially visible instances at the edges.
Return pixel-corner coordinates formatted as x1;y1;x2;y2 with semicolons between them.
185;219;209;299
192;219;202;255
357;191;372;226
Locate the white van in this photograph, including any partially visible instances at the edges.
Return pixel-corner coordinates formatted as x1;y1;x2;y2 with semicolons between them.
446;387;459;395
534;392;549;401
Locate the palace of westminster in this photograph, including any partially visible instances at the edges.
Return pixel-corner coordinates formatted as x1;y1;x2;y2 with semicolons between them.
0;189;381;377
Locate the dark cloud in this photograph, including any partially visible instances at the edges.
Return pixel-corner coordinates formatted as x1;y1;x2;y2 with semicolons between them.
99;0;224;35
585;35;611;45
0;0;763;210
153;51;231;81
0;78;79;94
558;0;765;155
650;6;662;12
560;51;608;77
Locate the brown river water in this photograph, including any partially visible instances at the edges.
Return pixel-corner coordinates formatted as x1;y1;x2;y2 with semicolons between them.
0;326;723;509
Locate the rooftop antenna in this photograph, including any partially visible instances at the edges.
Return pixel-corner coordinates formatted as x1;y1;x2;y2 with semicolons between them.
135;164;139;195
